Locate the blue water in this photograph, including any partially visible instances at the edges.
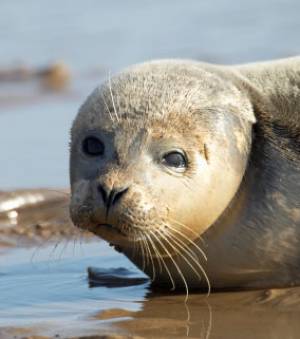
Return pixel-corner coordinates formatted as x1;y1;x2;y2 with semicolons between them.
0;3;300;335
1;0;300;189
0;241;148;335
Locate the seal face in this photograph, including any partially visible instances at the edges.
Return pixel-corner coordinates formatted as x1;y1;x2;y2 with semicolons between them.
70;58;300;292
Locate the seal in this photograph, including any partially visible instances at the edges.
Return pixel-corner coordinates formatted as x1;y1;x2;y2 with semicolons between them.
69;57;300;294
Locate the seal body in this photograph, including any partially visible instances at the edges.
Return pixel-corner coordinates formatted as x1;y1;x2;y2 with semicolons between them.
70;57;300;292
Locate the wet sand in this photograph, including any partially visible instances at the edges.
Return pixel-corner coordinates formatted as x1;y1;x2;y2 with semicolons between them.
1;1;300;336
0;189;83;246
1;189;300;339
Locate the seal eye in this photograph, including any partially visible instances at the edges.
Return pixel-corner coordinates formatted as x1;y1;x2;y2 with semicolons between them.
162;151;187;169
82;136;104;156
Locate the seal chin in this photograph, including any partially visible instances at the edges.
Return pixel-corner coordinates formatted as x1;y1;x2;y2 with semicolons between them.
87;222;135;248
97;223;126;236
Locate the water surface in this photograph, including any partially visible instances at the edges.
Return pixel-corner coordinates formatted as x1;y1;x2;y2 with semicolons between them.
1;0;300;189
0;241;148;337
1;239;300;338
1;2;300;338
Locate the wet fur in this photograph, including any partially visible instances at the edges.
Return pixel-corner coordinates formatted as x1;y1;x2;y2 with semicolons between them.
70;57;300;292
200;58;300;289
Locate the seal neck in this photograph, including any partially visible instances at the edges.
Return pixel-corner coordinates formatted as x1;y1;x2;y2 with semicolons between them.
201;123;300;289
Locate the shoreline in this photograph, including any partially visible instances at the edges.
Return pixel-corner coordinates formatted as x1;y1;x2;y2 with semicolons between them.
0;189;92;249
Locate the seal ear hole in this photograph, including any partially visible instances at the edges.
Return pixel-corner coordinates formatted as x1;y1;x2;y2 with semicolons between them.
204;143;210;162
82;136;105;156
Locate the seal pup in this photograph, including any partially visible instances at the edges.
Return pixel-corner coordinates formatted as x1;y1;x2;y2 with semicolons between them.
70;57;300;293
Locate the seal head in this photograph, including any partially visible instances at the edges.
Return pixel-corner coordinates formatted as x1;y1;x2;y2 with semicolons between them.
70;60;255;291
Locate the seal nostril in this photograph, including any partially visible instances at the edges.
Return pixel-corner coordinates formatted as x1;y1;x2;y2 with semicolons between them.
111;187;129;205
98;184;108;204
97;184;129;210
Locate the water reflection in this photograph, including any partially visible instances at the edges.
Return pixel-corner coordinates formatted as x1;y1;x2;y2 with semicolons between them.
111;288;300;339
1;239;300;338
88;266;149;288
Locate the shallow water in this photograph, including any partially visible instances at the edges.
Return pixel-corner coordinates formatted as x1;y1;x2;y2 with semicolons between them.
0;241;148;337
1;239;300;338
1;1;300;338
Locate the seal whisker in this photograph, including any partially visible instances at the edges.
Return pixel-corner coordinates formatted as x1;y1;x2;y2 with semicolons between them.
100;92;114;123
145;232;163;274
168;217;207;246
148;231;176;290
141;232;150;267
142;231;156;281
166;221;207;260
108;70;120;123
164;227;200;261
144;234;156;282
164;227;201;261
132;229;138;260
164;228;211;297
48;239;62;260
151;230;189;302
138;231;147;271
72;232;78;257
78;228;85;256
58;238;70;261
30;237;53;264
163;231;203;281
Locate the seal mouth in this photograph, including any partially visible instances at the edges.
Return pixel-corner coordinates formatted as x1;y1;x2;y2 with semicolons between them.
87;222;132;248
97;223;127;237
98;223;114;229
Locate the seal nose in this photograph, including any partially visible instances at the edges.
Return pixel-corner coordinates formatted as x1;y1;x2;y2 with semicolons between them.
97;184;129;211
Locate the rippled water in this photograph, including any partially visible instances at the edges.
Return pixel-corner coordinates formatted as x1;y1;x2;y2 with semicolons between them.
0;241;148;337
1;1;300;337
1;239;300;338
